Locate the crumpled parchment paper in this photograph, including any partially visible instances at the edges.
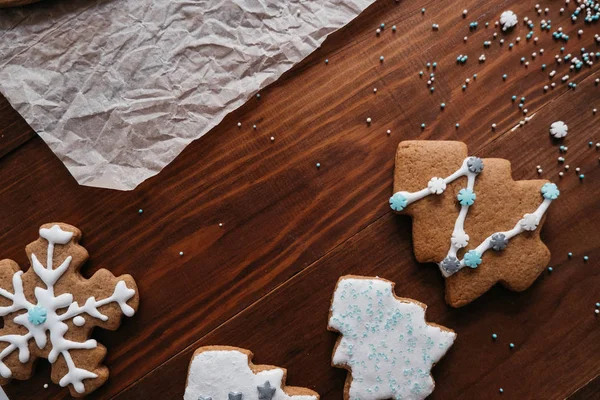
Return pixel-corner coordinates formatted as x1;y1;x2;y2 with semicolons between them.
0;0;374;190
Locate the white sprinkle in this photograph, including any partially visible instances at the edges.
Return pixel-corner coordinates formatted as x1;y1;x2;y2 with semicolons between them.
376;28;381;35
270;136;275;142
492;123;497;130
237;122;242;127
366;117;372;124
576;167;581;172
559;172;564;177
386;129;391;135
373;88;378;93
179;251;184;256
44;384;48;389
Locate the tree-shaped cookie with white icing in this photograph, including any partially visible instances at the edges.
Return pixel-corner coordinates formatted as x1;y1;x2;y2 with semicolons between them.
184;346;320;400
0;223;139;397
389;141;559;307
328;275;456;400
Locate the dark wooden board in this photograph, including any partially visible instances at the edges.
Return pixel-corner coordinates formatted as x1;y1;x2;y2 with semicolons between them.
0;0;599;398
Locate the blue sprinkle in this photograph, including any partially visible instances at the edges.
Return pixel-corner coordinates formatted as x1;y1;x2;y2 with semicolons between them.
542;64;546;70
316;163;321;168
473;74;477;79
430;87;435;92
512;95;517;101
503;74;508;80
509;343;515;349
548;267;553;272
432;62;438;68
380;23;385;29
595;303;600;308
440;103;446;109
492;333;498;339
325;59;329;64
499;388;504;394
455;123;460;128
419;71;424;76
138;209;143;214
421;8;425;14
421;123;426;129
568;252;573;258
579;174;585;180
462;85;467;90
584;256;589;261
521;97;526;103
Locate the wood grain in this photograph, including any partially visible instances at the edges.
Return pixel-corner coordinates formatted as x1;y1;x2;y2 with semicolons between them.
0;0;598;398
0;96;35;159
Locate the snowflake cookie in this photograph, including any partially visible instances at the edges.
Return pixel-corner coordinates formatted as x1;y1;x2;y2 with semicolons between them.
328;276;456;400
184;346;319;400
0;223;139;397
390;141;558;307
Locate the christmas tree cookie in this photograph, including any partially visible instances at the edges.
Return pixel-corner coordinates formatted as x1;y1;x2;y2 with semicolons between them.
184;346;320;400
0;223;139;397
328;276;456;400
390;141;558;307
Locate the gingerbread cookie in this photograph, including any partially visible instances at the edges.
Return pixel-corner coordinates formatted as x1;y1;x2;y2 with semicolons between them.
390;141;559;307
0;223;139;397
184;346;319;400
328;275;456;400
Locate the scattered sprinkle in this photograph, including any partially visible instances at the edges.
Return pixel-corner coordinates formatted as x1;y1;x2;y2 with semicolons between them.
138;209;143;214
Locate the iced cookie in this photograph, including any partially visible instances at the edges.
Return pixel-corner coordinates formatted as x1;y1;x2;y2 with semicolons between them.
390;141;558;307
328;275;456;400
0;223;139;397
184;346;319;400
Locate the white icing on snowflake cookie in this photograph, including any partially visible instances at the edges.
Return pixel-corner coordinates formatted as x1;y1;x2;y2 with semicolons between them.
549;121;568;138
0;223;139;397
184;346;319;400
328;276;456;400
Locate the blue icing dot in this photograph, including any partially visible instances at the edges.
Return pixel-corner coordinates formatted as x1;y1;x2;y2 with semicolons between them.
464;250;483;268
457;188;476;206
389;193;408;211
28;306;47;325
541;182;560;200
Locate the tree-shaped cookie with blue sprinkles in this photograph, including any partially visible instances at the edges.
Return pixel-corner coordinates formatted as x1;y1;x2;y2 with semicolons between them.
390;141;559;307
327;275;456;400
184;346;320;400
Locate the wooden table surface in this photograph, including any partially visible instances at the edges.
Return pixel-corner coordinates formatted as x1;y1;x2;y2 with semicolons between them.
0;0;599;398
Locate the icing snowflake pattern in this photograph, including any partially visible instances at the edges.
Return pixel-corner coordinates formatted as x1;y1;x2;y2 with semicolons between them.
390;157;559;277
0;224;138;396
328;277;456;400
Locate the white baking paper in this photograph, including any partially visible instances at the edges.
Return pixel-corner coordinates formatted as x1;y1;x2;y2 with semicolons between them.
0;0;374;190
